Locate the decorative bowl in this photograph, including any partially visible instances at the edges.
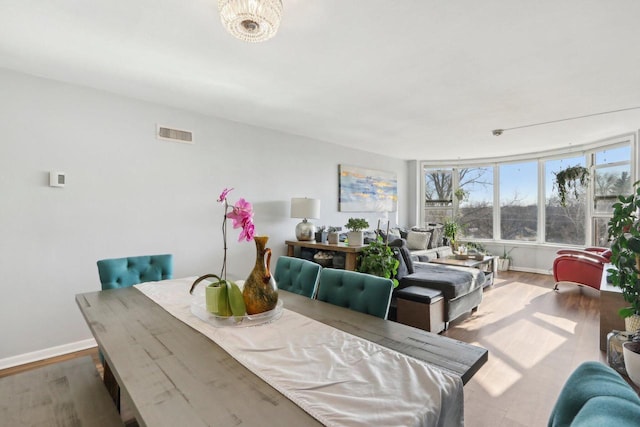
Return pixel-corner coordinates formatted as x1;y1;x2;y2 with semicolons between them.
190;283;283;327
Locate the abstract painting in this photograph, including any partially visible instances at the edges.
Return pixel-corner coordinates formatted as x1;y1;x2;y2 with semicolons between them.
339;165;398;212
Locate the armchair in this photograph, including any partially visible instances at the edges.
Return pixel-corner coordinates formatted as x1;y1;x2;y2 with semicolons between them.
552;247;611;291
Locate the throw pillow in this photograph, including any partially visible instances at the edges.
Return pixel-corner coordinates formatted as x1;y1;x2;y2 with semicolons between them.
389;238;414;275
406;231;431;251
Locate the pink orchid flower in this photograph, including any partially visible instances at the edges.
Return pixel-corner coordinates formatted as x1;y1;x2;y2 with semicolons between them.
217;187;234;203
226;198;254;228
238;220;255;242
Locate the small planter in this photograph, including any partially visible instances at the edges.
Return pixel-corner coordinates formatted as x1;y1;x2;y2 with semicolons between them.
347;231;364;246
315;231;328;243
497;258;510;272
623;341;640;387
327;232;340;244
625;315;640;333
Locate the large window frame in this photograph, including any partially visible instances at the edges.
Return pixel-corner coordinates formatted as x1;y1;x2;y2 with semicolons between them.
419;133;637;247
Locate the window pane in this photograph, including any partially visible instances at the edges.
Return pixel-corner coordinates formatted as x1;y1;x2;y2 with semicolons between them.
500;162;537;241
424;168;452;206
594;165;632;212
593;217;612;248
459;167;493;238
424;168;453;224
545;157;587;245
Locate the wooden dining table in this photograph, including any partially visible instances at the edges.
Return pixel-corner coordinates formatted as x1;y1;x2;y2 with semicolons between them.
76;283;487;426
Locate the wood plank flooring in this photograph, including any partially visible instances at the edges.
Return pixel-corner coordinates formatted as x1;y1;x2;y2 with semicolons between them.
442;270;603;427
0;271;604;426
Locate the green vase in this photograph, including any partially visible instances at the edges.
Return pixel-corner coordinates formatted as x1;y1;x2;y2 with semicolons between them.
243;236;278;314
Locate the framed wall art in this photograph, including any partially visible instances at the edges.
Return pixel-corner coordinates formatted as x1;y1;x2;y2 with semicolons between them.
339;164;398;212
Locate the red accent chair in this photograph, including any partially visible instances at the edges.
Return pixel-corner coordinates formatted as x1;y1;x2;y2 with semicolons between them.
552;247;611;291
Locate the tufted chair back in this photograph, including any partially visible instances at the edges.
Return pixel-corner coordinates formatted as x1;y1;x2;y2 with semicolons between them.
317;268;394;319
97;254;173;290
274;256;322;298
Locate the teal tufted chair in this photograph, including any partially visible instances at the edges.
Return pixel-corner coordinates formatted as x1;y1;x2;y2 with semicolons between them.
317;268;394;319
97;254;173;290
274;256;322;299
548;361;640;427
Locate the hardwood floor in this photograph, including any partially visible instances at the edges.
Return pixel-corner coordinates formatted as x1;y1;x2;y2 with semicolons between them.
0;271;604;426
443;270;603;427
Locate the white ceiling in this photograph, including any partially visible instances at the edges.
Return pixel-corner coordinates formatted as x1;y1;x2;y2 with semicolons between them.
2;0;640;160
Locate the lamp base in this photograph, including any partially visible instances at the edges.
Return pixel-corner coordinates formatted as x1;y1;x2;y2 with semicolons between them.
296;220;316;241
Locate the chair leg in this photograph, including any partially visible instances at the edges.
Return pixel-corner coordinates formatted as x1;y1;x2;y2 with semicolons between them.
553;283;559;291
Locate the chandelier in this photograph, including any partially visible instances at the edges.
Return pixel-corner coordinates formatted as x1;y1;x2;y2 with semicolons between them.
218;0;283;43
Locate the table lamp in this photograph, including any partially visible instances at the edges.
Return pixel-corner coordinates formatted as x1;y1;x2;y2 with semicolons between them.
291;197;321;241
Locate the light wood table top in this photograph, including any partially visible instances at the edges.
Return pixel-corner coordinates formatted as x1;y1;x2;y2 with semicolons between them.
76;287;487;427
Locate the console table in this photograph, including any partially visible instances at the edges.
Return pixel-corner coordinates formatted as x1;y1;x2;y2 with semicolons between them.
284;240;365;271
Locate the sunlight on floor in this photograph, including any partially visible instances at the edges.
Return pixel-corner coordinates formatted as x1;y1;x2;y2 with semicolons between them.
484;318;567;369
533;312;577;334
473;353;523;397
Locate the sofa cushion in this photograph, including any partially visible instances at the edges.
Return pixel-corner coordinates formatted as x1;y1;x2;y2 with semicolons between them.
400;263;485;299
389;238;414;275
426;223;444;248
406;231;431;250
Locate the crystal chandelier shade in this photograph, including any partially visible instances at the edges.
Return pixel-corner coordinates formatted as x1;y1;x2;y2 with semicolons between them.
218;0;283;43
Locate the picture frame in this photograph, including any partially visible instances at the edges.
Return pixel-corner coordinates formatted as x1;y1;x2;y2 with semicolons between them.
339;164;397;212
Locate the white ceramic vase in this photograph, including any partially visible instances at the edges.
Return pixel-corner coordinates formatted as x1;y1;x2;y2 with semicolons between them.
622;341;640;387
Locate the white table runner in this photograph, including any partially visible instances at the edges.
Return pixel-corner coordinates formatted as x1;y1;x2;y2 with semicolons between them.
135;278;463;427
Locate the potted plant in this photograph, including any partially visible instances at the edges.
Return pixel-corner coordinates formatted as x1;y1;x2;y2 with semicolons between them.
345;218;369;246
607;180;640;333
497;246;513;272
454;188;467;202
314;225;327;243
443;218;460;251
358;236;400;288
327;226;342;244
554;165;590;207
623;333;640;387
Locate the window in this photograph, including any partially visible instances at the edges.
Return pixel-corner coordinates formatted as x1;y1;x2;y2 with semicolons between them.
419;134;635;247
545;156;587;245
458;167;493;238
423;167;453;224
500;162;538;241
593;145;632;246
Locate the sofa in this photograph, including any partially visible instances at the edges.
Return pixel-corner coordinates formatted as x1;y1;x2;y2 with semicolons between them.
388;238;485;330
380;224;453;262
548;361;640;426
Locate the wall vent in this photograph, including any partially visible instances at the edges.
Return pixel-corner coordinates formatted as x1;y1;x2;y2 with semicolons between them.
157;125;194;144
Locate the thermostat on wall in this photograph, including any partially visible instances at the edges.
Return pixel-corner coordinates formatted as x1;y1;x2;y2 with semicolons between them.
49;171;66;187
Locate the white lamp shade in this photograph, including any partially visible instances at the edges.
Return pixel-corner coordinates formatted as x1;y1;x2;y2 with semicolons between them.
290;198;320;219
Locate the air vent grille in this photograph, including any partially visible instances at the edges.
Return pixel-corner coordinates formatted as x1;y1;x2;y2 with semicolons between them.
157;125;194;143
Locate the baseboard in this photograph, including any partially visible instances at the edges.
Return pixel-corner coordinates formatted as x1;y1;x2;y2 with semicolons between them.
496;266;552;276
0;338;97;370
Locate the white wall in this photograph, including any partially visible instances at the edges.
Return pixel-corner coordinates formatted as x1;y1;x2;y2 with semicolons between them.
0;69;409;364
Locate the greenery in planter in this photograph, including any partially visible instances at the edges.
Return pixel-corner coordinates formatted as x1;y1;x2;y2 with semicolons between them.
358;237;399;287
443;218;460;247
554;165;590;207
346;218;369;232
607;180;640;320
454;188;467;201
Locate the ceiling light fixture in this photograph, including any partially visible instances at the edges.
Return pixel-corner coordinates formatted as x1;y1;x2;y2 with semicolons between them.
218;0;283;43
492;105;640;136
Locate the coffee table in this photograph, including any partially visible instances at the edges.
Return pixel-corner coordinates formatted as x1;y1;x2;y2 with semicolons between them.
430;255;498;287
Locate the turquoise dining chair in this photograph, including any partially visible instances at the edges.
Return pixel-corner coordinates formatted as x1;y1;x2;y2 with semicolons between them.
274;256;322;298
316;268;394;319
97;254;173;290
95;253;173;412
